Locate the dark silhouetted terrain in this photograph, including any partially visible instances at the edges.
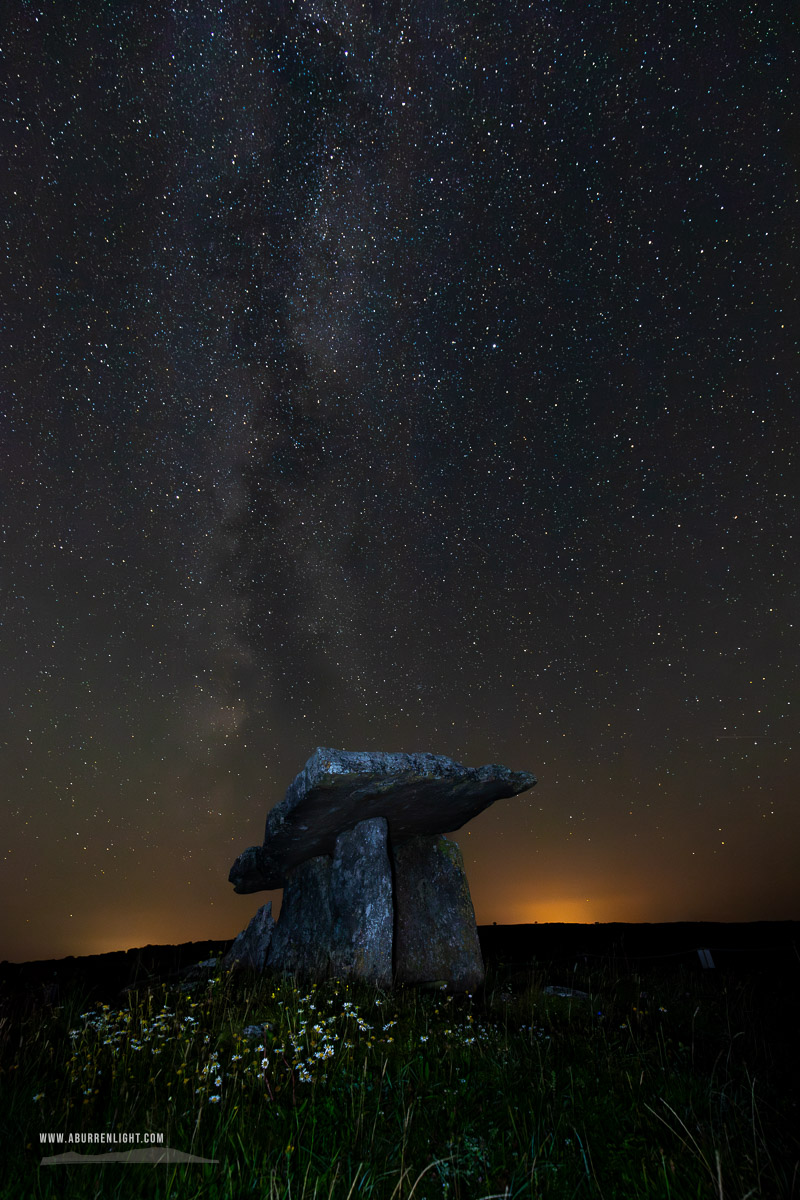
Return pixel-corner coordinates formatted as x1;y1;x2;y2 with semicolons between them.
1;923;797;1008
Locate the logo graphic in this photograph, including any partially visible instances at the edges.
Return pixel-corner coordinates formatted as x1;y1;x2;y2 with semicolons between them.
41;1146;218;1166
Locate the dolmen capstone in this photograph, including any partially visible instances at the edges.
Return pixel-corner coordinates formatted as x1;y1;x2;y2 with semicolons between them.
227;748;536;992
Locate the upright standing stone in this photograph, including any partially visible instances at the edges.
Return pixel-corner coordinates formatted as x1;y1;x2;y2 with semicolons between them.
329;817;393;987
223;901;275;971
392;835;484;992
266;856;333;981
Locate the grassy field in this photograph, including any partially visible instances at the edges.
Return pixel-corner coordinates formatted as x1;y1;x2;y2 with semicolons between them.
1;954;797;1199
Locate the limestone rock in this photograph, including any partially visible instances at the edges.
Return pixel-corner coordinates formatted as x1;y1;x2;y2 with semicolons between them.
222;902;275;972
230;747;536;891
242;1023;274;1043
265;856;334;981
229;844;270;895
329;817;393;988
392;835;484;992
543;986;590;1000
265;819;394;988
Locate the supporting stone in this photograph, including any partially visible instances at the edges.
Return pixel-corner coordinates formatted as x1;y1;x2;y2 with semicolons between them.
265;855;334;982
329;817;393;988
265;819;394;988
392;835;484;992
223;901;275;972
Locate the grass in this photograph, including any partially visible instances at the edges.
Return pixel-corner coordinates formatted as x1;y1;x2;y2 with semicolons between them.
1;955;797;1199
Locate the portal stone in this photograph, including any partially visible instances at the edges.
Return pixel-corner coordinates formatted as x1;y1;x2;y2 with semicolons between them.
223;901;275;972
392;835;484;992
265;856;334;982
329;817;393;988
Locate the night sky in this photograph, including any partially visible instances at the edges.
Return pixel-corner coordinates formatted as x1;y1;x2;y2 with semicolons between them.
3;0;797;965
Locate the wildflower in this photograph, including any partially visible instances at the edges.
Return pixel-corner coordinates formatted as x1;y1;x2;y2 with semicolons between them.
420;1035;429;1043
208;1094;221;1104
33;1094;44;1103
261;1058;270;1069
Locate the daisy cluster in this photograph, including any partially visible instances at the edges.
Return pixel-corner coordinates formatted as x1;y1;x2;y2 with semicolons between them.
54;976;519;1112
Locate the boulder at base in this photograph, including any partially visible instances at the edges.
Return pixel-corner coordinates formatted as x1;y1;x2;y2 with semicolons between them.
222;902;275;972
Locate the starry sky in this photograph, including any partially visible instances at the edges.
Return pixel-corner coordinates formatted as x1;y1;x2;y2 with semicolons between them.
3;0;797;964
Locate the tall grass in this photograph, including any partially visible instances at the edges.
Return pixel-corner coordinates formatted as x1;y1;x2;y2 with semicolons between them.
1;955;796;1198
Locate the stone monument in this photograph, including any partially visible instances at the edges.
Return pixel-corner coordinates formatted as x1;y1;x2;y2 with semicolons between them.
228;747;536;991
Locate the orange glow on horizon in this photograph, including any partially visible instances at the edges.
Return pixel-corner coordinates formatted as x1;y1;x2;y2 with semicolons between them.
514;899;596;924
489;890;659;926
76;917;204;959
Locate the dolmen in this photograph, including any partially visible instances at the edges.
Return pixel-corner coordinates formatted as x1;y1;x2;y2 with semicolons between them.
226;747;536;992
